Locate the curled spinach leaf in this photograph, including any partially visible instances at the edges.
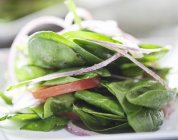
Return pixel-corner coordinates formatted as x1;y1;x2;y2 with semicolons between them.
28;31;84;69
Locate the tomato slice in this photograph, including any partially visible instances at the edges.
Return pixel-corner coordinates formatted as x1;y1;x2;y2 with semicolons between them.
33;77;100;99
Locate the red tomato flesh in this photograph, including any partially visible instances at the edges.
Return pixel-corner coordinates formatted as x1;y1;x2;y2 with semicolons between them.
33;77;100;99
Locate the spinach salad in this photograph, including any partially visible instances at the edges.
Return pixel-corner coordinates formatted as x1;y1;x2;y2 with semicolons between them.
0;0;177;136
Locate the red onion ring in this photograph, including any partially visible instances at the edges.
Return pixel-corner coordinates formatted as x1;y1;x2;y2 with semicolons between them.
89;40;168;89
67;121;98;136
29;53;121;85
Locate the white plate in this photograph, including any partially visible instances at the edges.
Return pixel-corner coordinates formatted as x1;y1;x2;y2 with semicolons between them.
0;32;178;140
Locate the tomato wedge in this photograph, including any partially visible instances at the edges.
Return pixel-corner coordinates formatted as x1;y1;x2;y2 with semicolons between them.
33;77;100;99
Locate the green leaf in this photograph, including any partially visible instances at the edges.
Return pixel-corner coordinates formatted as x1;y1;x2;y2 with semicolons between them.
0;92;12;105
75;90;125;117
102;81;141;114
31;31;104;66
73;105;129;132
31;104;44;118
43;76;78;86
21;116;68;131
63;30;120;43
74;39;114;60
128;109;164;132
120;63;144;77
139;43;169;62
9;114;39;121
15;65;53;81
28;31;84;69
126;83;175;109
44;94;75;118
81;107;126;121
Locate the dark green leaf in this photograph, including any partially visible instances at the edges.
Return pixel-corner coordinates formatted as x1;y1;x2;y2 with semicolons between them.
81;107;126;121
28;31;84;69
75;90;124;117
73;105;129;132
21;116;68;131
74;39;114;60
126;83;175;109
102;81;141;114
128;109;164;132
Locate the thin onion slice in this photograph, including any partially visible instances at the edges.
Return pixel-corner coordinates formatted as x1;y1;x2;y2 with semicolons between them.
89;39;165;54
67;121;98;136
89;40;168;89
29;53;121;85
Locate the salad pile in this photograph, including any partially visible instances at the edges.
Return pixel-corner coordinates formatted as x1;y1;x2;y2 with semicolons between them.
0;0;177;136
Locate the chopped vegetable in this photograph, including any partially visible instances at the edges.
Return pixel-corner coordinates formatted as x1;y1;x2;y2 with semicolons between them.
33;77;100;99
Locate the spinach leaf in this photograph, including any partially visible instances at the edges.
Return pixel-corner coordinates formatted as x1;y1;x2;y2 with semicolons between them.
43;94;75;118
74;39;114;60
31;104;44;118
139;43;169;62
73;105;129;132
28;31;84;69
102;81;141;114
43;76;78;86
15;65;53;81
126;83;175;109
75;90;125;117
63;30;120;43
102;80;169;132
21;116;68;131
81;107;126;121
120;63;144;77
30;31;103;66
128;109;164;132
9;114;39;121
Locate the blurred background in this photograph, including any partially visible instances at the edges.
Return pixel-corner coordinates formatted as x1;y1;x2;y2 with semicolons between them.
0;0;178;48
